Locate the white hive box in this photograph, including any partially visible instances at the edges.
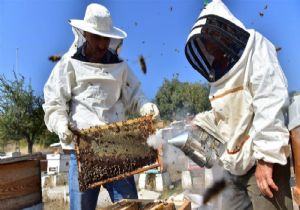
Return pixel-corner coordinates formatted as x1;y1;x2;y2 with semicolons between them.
47;154;70;174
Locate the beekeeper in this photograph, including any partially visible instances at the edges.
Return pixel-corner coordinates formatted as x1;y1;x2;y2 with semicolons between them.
43;3;159;210
185;0;292;209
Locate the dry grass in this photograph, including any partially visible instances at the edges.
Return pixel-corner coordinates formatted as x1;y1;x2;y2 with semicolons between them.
3;140;52;155
43;200;69;210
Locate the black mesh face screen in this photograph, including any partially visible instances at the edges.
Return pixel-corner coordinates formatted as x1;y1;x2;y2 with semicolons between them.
185;15;250;82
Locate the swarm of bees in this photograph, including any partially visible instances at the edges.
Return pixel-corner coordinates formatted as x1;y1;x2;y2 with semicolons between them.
73;115;159;191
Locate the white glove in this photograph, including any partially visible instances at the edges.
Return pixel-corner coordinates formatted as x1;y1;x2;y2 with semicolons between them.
57;125;74;145
140;102;160;120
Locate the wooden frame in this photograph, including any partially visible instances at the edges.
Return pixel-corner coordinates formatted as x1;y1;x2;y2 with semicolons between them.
98;199;191;210
73;115;162;191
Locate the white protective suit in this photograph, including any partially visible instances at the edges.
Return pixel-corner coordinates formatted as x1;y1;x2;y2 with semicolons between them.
43;27;158;150
187;0;290;175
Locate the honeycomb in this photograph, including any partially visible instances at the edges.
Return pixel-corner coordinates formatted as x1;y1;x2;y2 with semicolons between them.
73;115;160;191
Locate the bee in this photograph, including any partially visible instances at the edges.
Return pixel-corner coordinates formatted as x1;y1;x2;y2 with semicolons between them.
276;47;282;52
138;55;147;74
203;178;227;205
48;55;61;62
259;5;268;17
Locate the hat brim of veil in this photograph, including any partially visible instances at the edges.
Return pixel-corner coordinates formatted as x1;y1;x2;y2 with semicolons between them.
69;19;127;39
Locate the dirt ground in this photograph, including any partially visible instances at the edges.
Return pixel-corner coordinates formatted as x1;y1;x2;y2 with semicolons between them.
43;200;69;210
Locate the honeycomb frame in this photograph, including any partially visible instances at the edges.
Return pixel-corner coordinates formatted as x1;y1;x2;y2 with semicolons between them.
73;115;161;191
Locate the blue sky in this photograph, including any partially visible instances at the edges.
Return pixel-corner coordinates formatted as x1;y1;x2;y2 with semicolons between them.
0;0;299;100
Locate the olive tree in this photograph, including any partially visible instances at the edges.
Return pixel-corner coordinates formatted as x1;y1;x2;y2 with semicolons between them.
155;75;211;121
0;72;49;153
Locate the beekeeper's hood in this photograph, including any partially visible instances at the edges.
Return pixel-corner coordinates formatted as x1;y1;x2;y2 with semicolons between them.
185;0;250;82
66;3;127;57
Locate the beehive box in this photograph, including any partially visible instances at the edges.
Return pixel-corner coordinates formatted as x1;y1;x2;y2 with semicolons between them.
98;199;191;210
73;115;161;191
46;154;70;174
0;156;42;210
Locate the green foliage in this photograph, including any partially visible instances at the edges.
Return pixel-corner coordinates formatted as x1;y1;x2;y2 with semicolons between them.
36;129;59;147
0;72;49;153
155;75;211;121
